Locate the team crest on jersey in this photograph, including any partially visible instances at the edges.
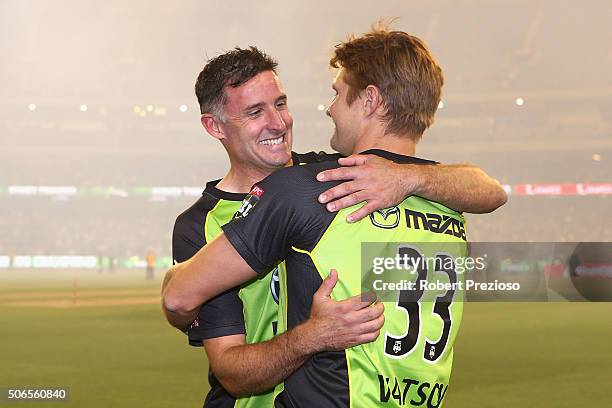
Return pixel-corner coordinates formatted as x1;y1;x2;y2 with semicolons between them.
369;206;400;229
234;185;265;219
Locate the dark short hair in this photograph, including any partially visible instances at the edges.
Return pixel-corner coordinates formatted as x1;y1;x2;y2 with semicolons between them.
195;46;278;117
330;24;444;139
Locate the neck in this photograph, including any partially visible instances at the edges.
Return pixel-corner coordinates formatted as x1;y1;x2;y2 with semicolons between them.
216;158;293;193
351;124;418;157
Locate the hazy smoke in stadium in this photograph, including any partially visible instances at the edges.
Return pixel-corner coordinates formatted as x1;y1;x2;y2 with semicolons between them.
1;0;611;261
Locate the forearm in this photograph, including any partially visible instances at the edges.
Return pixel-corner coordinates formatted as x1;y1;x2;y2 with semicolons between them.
212;277;384;396
414;163;507;213
209;270;384;396
162;235;257;330
211;321;319;396
161;265;199;331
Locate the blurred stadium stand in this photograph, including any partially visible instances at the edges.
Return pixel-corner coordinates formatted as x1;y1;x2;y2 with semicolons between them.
1;0;610;266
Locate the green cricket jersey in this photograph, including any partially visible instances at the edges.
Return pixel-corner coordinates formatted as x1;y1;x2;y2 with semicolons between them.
223;149;468;408
172;151;340;408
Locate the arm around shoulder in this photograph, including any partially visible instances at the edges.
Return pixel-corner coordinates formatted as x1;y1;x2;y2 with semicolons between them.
415;163;508;213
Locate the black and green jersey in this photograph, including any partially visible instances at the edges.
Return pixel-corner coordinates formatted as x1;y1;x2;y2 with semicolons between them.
223;149;468;408
172;151;340;408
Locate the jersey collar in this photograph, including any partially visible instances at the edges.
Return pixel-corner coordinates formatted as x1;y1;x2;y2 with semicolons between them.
204;152;303;201
203;180;247;202
359;149;437;165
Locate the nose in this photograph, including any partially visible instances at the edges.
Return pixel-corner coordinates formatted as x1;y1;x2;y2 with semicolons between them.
267;109;286;132
325;106;332;118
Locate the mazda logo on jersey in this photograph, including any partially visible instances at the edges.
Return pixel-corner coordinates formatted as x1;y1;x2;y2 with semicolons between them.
234;185;265;219
369;206;400;229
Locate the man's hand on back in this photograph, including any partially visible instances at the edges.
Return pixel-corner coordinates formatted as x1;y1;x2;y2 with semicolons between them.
317;155;413;223
301;269;385;352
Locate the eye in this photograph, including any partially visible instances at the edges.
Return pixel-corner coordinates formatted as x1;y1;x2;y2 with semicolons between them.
247;109;263;117
276;99;288;109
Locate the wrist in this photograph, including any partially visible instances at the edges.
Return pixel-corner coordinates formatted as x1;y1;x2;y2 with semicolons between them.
290;318;324;356
410;163;432;197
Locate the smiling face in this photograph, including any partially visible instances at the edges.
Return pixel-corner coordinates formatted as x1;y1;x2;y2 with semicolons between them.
218;70;293;172
327;69;363;156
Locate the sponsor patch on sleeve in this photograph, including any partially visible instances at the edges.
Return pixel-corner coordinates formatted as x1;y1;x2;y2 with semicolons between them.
233;185;264;219
249;185;265;197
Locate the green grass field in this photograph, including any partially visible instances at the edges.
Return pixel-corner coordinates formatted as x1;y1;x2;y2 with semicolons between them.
1;269;611;407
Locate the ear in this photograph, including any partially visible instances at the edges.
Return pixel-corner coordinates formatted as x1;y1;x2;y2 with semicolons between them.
362;85;383;117
201;114;225;141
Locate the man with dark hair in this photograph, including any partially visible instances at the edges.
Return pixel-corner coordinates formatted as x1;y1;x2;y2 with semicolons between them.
165;39;505;407
170;47;386;408
195;46;277;119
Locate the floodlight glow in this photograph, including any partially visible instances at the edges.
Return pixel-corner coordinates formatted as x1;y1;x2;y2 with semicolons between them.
154;107;167;116
179;104;188;112
515;98;524;106
80;104;88;112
